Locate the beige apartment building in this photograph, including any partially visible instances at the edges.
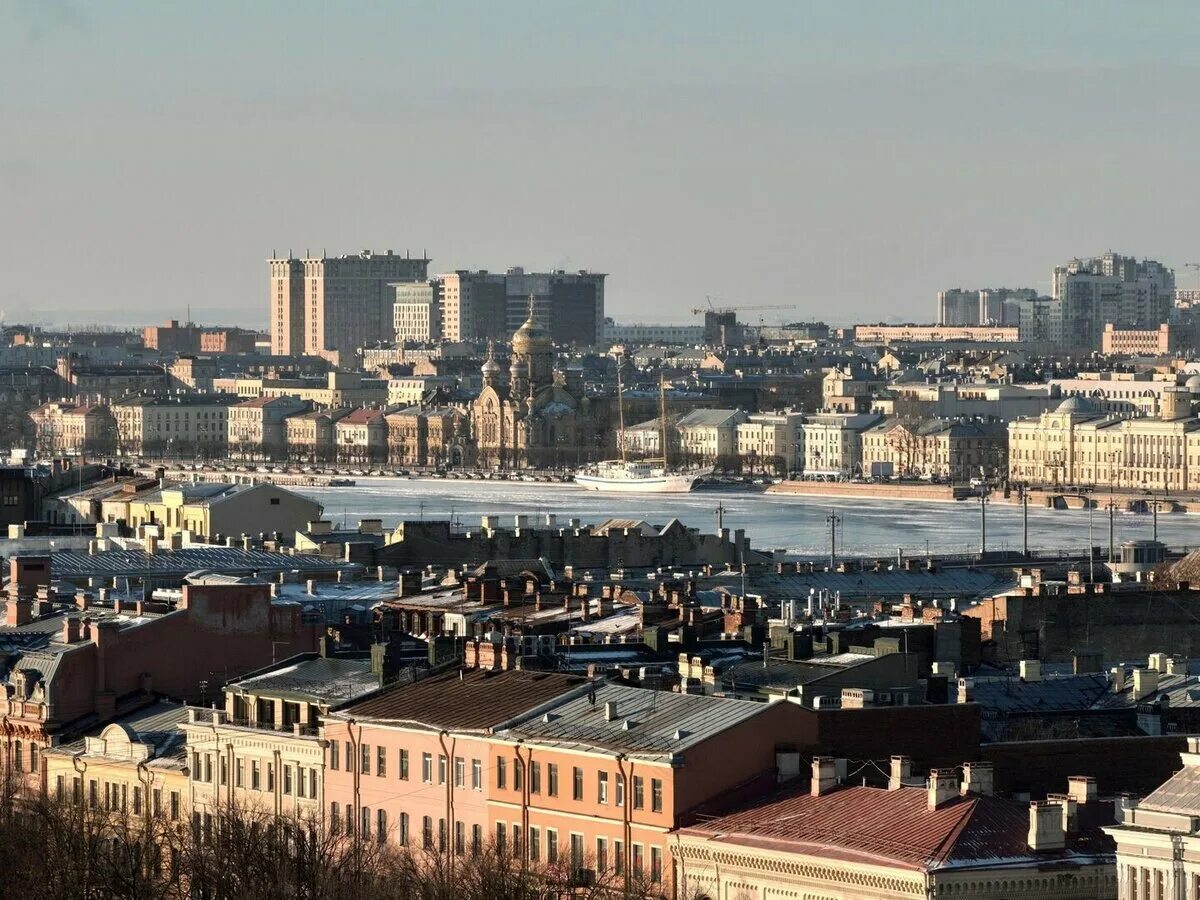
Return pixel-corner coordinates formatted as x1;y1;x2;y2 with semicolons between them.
29;401;118;456
335;408;387;463
227;395;309;459
113;394;236;457
1009;393;1200;490
269;251;429;360
802;411;882;478
182;654;379;826
284;408;350;463
1102;323;1175;356
860;417;1007;481
261;371;388;408
735;411;804;473
675;409;748;464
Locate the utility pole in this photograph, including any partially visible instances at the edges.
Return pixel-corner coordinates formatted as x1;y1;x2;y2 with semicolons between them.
715;501;725;533
826;510;841;570
1088;499;1095;583
978;488;988;559
1108;495;1116;563
1151;498;1159;542
1019;484;1029;558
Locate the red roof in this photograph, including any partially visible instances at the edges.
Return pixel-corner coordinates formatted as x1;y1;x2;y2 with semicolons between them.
337;408;385;425
679;784;1112;872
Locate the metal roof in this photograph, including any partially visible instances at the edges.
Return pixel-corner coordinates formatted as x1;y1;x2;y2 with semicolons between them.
1141;763;1200;814
679;784;1113;872
505;682;769;759
336;669;587;732
230;656;379;706
46;547;353;580
48;699;189;766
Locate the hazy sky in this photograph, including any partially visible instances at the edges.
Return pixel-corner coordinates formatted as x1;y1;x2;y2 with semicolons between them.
4;1;1200;328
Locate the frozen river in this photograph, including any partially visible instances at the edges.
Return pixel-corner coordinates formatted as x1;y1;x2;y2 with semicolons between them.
297;478;1200;559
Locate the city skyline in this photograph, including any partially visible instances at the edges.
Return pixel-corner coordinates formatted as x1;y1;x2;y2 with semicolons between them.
4;2;1200;328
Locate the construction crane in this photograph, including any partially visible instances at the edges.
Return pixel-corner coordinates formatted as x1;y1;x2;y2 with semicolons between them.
690;296;796;317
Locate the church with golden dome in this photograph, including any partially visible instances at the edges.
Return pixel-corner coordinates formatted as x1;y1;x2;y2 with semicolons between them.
471;297;595;469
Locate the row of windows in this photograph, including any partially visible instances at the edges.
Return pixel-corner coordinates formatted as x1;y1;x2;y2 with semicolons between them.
327;745;665;813
190;752;319;798
55;775;181;821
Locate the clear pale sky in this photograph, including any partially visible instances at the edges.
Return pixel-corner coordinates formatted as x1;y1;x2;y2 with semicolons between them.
4;1;1199;328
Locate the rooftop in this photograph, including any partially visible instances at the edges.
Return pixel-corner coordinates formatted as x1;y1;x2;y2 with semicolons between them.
229;654;379;706
504;681;769;759
679;783;1113;872
336;669;586;732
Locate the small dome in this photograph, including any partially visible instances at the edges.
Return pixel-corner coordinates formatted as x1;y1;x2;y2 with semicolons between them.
1055;395;1096;415
481;355;501;377
1185;374;1200;391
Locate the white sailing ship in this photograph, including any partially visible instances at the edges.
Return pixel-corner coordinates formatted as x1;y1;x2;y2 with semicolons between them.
574;370;698;493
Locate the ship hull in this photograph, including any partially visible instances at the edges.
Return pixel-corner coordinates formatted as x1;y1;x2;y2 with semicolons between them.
574;472;697;493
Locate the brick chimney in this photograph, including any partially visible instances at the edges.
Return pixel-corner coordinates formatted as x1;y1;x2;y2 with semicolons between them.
1110;666;1127;693
1047;792;1079;835
1027;801;1065;851
61;614;81;644
961;762;994;797
810;757;838;797
888;755;912;791
1019;659;1042;682
927;769;958;810
5;597;32;628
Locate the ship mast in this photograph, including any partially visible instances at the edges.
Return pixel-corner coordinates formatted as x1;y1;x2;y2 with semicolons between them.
616;355;627;462
659;372;669;470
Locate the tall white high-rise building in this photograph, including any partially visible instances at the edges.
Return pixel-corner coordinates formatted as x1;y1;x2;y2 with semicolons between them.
937;288;1036;326
1052;252;1174;350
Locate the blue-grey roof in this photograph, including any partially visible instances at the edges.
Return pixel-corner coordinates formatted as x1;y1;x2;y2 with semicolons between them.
504;682;769;760
46;547;355;580
230;656;379;706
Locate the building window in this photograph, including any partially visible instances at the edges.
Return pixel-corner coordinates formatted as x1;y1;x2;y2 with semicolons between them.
529;761;541;794
399;812;409;846
496;756;507;789
132;785;142;815
283;765;293;795
546;829;558;864
330;801;340;826
598;771;608;804
152;788;162;817
344;741;352;769
454;757;465;788
251;760;261;791
651;778;663;813
361;744;371;775
614;840;624;875
572;766;583;801
632;776;644;810
570;833;584;872
528;826;540;862
399;749;409;780
632;843;644;877
219;757;227;786
547;763;558;797
438;819;447;852
616;774;625;807
361;807;371;839
495;822;506;854
170;791;180;821
422;753;433;784
454;820;465;855
267;763;275;792
29;743;38;774
513;757;523;792
438;755;447;785
422;816;434;850
650;846;662;882
235;759;244;788
471;823;482;855
471;758;482;790
377;809;387;844
377;746;386;778
597;837;608;872
329;741;339;770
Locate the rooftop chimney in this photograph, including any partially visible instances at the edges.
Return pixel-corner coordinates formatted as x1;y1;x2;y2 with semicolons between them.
1027;801;1065;852
927;769;958;810
961;762;994;797
1111;666;1126;693
604;700;618;722
1067;776;1098;806
1048;792;1079;835
811;757;838;797
1133;667;1159;701
888;755;913;791
1019;659;1042;683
